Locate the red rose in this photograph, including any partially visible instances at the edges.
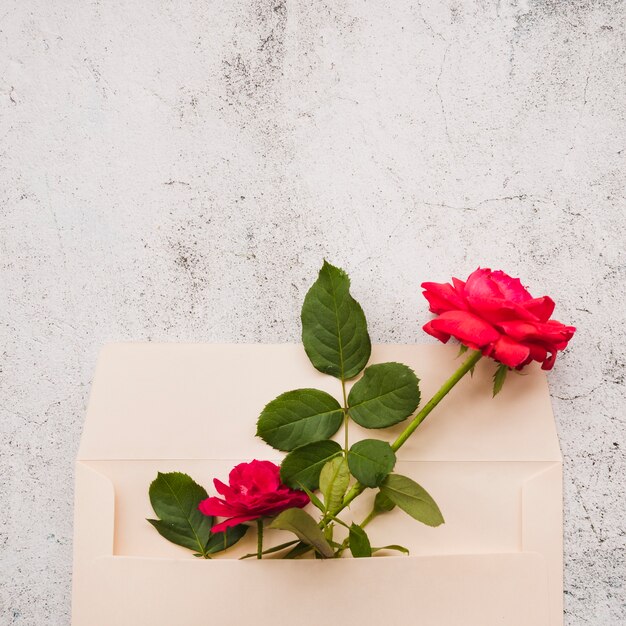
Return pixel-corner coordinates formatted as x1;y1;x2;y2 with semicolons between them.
422;268;575;370
198;460;309;533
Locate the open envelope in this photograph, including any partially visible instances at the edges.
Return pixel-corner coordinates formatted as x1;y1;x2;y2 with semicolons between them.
73;343;563;626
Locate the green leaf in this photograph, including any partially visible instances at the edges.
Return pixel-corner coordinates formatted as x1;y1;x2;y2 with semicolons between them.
283;541;313;559
379;474;444;527
347;362;421;429
493;364;509;397
240;540;300;560
147;472;213;555
297;484;326;513
319;457;350;515
205;524;248;555
347;439;396;488
280;440;343;491
269;508;334;558
373;491;396;513
372;544;409;555
348;524;372;558
256;388;343;451
301;261;371;380
457;344;469;357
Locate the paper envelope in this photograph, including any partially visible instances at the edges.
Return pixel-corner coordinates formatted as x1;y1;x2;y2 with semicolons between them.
73;343;563;626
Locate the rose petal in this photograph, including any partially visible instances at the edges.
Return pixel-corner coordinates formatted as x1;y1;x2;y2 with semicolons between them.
466;295;537;323
211;515;258;534
464;268;502;301
525;343;548;364
522;296;555;322
248;460;281;491
542;350;557;370
429;310;500;346
488;270;532;303
422;319;451;343
213;478;235;498
421;281;468;313
452;277;466;293
498;320;575;345
198;496;239;518
488;335;530;367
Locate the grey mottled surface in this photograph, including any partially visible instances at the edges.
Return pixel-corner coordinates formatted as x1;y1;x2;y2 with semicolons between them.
1;0;625;624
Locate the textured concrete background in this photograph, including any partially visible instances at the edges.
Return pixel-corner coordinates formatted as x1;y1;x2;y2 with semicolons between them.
1;0;624;624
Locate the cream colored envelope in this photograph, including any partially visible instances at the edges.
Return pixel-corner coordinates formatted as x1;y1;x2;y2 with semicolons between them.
72;343;562;626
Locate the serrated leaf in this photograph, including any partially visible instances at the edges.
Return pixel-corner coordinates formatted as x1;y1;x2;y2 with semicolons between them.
373;490;396;513
256;388;343;451
347;362;420;429
301;261;371;380
349;524;372;558
269;508;334;558
147;519;208;554
347;439;396;488
319;457;350;515
380;474;444;527
148;472;213;555
280;440;343;491
205;524;248;555
492;364;509;397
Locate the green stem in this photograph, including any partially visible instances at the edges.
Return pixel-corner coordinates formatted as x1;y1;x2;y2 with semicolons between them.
256;519;263;560
338;350;483;513
341;378;349;454
339;483;366;512
359;509;378;529
391;349;482;451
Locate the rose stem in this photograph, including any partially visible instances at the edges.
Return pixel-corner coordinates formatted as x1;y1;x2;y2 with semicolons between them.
391;349;483;451
256;519;264;560
337;349;483;515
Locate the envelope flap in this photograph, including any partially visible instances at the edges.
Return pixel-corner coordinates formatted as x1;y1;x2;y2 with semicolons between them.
78;343;561;461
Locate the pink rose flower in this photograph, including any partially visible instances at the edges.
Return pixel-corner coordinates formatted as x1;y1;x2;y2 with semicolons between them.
198;460;309;533
422;268;576;370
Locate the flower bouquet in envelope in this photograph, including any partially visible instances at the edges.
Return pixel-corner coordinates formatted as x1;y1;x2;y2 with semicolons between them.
72;263;575;626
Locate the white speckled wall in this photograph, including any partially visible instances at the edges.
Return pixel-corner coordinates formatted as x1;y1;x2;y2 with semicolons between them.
1;1;624;624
